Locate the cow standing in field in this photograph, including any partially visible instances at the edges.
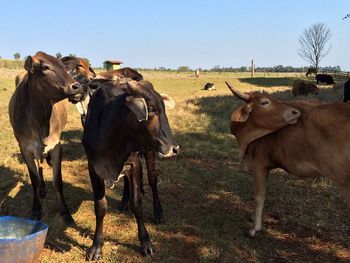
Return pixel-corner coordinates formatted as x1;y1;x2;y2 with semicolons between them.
306;67;317;76
225;81;350;237
83;79;179;260
73;73;176;226
343;79;350;103
292;79;319;97
315;73;335;85
8;52;83;223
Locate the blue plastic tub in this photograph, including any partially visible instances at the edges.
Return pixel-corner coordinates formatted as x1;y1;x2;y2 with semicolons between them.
0;216;48;263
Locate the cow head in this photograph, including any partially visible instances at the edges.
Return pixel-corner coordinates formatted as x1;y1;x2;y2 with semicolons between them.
225;81;301;156
125;80;179;158
24;52;83;101
61;56;96;80
61;56;96;104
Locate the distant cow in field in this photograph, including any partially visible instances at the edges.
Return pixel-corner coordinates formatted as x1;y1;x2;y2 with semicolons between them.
316;73;335;85
83;79;179;260
292;79;319;97
343;79;350;103
9;52;83;223
306;67;317;76
204;82;216;90
225;81;350;237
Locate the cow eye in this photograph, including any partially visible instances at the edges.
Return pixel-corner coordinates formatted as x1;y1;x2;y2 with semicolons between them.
260;100;269;105
42;65;51;71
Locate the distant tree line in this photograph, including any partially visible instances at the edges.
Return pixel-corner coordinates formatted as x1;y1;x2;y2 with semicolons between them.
135;65;343;73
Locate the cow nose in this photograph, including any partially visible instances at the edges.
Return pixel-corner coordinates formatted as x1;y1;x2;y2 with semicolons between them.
71;82;81;90
292;109;300;115
172;145;180;154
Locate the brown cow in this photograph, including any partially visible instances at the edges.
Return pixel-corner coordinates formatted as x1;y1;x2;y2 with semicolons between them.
292;79;319;97
9;52;83;224
306;67;317;76
225;81;350;237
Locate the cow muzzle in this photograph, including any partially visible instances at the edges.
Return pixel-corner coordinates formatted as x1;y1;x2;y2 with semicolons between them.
158;145;180;158
68;82;84;95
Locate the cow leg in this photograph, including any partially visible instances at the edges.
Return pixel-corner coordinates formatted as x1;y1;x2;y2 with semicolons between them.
129;156;154;256
38;165;47;198
118;176;130;211
86;162;107;261
145;151;164;224
49;143;74;225
249;167;268;237
20;148;42;220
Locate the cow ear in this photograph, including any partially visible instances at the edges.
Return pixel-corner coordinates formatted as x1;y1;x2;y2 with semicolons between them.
89;67;96;78
89;82;100;90
24;56;34;73
231;104;252;122
126;95;148;122
25;56;41;73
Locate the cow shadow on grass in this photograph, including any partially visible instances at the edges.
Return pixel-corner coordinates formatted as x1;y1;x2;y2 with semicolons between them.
164;89;349;261
239;77;298;87
0;164;143;256
61;129;86;161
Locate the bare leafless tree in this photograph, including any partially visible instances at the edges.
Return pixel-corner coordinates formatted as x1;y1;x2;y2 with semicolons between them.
297;23;332;70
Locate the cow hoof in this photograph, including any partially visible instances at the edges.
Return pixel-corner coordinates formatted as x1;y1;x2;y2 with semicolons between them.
245;228;263;237
248;229;257;237
86;246;102;261
62;213;75;226
141;241;155;256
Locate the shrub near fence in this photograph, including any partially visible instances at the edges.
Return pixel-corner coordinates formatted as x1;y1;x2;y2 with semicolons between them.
0;59;24;69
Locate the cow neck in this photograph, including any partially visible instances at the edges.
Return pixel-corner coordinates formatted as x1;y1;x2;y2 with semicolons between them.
26;76;55;141
232;120;276;158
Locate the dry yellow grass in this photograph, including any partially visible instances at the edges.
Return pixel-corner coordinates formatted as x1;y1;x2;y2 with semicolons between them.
0;69;349;262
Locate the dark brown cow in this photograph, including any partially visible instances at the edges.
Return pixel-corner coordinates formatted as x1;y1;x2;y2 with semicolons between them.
83;79;179;260
306;67;317;76
76;73;175;227
225;81;350;237
9;52;83;223
316;73;335;85
292;79;319;97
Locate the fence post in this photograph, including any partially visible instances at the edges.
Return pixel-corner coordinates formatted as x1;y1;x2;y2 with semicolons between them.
251;59;254;78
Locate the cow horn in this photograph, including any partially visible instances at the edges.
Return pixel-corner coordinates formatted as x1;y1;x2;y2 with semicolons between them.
225;81;250;102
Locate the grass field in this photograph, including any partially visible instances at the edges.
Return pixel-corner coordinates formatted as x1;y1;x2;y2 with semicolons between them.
0;69;349;262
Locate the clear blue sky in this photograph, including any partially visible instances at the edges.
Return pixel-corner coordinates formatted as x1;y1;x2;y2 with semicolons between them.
0;1;349;70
